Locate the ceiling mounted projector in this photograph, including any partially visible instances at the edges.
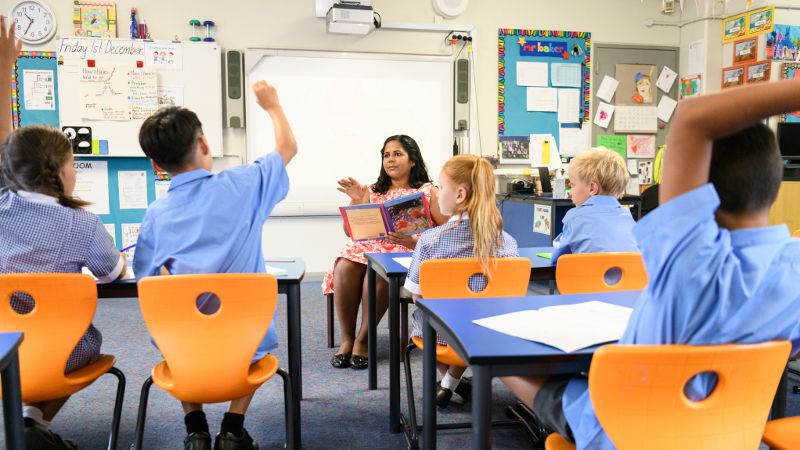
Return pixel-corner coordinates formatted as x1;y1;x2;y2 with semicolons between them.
326;1;377;35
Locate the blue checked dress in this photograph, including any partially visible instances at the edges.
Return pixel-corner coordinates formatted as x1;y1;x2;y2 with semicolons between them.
404;213;519;345
0;189;124;373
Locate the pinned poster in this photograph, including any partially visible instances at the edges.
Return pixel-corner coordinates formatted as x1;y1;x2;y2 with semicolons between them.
121;223;141;260
626;135;656;158
626;159;638;175
615;106;658;133
656;66;678;93
638;160;654;184
145;42;183;71
118;171;148;209
530;134;562;171
517;61;549;87
559;125;591;156
596;76;619;103
657;96;678;122
593;102;615;129
527;87;558;112
626;177;641;196
73;160;110;215
557;89;581;123
597;134;627;160
533;204;552;234
550;63;582;88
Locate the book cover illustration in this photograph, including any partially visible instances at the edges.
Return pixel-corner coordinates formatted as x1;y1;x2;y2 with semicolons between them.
339;192;432;242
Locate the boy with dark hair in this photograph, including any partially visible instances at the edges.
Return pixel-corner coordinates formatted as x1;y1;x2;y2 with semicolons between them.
134;81;296;450
502;79;800;448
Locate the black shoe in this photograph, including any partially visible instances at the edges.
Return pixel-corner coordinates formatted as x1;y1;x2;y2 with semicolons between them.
435;382;453;408
330;352;351;368
454;377;472;402
351;354;369;370
23;418;77;450
214;428;260;450
184;431;212;450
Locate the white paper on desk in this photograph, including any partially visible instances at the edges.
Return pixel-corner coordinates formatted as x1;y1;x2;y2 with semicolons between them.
526;87;558;112
593;102;615;129
517;61;549;87
265;265;288;276
473;301;633;353
557;88;581;124
657;95;678;122
656;66;678;93
596;76;619;103
393;257;412;269
73;160;110;215
550;63;582;88
530;134;562;171
559;125;590;157
118;171;148;209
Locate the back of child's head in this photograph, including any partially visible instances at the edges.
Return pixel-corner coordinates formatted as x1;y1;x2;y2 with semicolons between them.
138;107;203;172
570;147;628;198
0;125;88;209
710;123;782;214
442;154;503;266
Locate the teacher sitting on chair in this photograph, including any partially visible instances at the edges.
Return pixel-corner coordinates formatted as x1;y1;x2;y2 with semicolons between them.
322;135;448;369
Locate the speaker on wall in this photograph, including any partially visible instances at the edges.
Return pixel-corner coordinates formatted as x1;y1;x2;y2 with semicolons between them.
222;50;245;128
454;57;469;131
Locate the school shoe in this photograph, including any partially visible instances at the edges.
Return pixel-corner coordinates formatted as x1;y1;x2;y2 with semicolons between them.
330;352;352;368
454;376;472;402
350;354;369;370
214;428;260;450
23;417;77;450
436;377;472;408
184;431;212;450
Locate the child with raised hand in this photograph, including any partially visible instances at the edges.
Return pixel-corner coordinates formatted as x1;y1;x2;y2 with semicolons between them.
134;80;296;450
0;16;127;450
404;154;518;407
502;73;800;449
551;147;638;262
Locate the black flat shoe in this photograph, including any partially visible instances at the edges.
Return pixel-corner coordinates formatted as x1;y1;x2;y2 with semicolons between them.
184;431;212;450
435;382;453;408
330;352;352;368
454;377;472;402
351;354;369;370
214;428;260;450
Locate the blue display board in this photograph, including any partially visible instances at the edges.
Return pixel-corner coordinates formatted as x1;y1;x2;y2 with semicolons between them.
11;51;60;129
498;29;591;147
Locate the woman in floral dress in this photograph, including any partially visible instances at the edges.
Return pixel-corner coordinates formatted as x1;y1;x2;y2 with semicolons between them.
323;135;448;369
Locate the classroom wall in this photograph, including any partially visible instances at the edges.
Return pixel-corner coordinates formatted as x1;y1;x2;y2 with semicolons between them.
13;0;682;273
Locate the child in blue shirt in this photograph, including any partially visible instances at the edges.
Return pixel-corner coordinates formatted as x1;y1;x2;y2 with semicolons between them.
502;76;800;449
405;155;518;408
134;81;296;450
0;18;126;450
551;147;638;262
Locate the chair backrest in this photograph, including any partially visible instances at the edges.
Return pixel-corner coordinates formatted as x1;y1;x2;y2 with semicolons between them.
137;274;277;399
555;252;648;294
589;341;791;450
0;273;97;402
419;258;530;299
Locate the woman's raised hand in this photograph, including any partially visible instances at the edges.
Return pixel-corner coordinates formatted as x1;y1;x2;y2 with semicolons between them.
337;177;370;204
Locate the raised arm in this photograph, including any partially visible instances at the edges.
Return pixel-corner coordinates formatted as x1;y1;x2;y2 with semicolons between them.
662;78;800;205
0;17;21;149
252;81;297;166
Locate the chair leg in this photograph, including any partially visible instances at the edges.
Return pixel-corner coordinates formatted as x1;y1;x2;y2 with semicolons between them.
105;367;126;450
401;300;409;356
402;342;419;449
276;368;297;450
134;376;154;450
327;293;335;348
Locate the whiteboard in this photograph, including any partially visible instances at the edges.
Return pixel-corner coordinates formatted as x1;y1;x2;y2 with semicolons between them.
57;38;223;157
245;49;454;216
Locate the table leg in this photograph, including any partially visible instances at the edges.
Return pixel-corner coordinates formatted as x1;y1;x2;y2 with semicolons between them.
472;365;492;450
1;352;25;450
422;312;436;450
286;283;303;449
389;277;401;433
368;263;378;391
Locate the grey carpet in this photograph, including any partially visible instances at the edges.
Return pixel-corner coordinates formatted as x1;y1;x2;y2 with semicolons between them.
1;280;797;449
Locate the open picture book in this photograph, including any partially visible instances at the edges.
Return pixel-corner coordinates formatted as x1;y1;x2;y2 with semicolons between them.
339;192;434;242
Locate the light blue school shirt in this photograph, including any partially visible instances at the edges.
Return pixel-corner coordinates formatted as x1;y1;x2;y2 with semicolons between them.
134;152;289;360
561;184;800;450
551;195;638;262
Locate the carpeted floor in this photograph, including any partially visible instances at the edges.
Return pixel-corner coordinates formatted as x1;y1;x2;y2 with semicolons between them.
1;280;798;449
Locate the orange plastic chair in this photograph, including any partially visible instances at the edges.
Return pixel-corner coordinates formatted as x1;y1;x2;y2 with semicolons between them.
793;229;800;238
555;252;648;294
762;416;800;449
402;257;530;447
545;341;791;450
133;274;295;449
0;273;125;449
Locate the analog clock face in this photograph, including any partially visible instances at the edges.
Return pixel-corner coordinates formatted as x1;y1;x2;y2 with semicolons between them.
10;1;56;44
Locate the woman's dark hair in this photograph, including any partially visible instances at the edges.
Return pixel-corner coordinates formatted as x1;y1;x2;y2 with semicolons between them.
373;135;431;194
0;125;89;209
139;107;203;172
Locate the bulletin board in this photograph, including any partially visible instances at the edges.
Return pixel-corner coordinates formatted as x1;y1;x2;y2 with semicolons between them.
73;156;165;254
498;29;591;149
11;51;60;129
